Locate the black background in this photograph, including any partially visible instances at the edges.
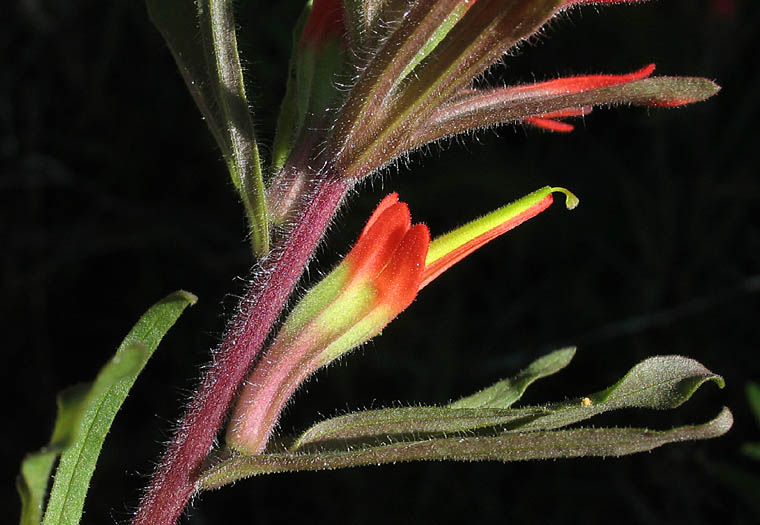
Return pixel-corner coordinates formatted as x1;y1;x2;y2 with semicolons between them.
3;1;759;524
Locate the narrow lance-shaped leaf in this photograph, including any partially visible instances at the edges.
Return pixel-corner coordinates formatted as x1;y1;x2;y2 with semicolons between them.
147;0;268;255
291;406;551;452
40;291;196;525
198;409;732;489
197;0;269;255
292;0;349;134
291;353;724;450
201;356;729;488
17;385;89;525
291;348;575;450
449;347;576;409
267;0;354;226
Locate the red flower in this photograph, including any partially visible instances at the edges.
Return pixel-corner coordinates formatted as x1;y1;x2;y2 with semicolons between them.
226;187;575;454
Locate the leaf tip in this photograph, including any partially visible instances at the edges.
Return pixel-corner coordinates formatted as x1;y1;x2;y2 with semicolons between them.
651;78;722;108
549;346;577;366
176;290;199;305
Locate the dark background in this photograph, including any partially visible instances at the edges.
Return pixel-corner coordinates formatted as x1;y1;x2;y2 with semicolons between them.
3;1;759;524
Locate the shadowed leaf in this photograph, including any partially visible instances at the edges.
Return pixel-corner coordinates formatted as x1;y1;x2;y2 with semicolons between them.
200;354;729;489
291;406;551;451
292;353;723;450
199;409;731;489
147;0;268;254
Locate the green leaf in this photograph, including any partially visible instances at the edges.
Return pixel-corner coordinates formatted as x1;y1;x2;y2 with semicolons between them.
198;0;269;255
395;1;473;84
18;451;58;525
40;290;196;525
449;347;575;409
146;0;269;255
292;353;721;451
291;406;550;451
200;354;729;489
17;384;90;525
512;355;726;433
271;0;349;176
596;355;725;408
198;408;732;489
293;347;574;451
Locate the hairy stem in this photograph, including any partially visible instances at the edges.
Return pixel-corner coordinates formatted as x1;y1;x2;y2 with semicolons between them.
132;176;348;525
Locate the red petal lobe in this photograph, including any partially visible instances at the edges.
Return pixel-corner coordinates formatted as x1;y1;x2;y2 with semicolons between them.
375;224;430;313
347;202;411;280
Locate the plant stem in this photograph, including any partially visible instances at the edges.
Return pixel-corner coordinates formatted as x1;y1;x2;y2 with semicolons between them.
132;175;348;525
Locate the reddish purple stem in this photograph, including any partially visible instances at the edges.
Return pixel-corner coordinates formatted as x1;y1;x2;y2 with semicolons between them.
132;176;348;525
